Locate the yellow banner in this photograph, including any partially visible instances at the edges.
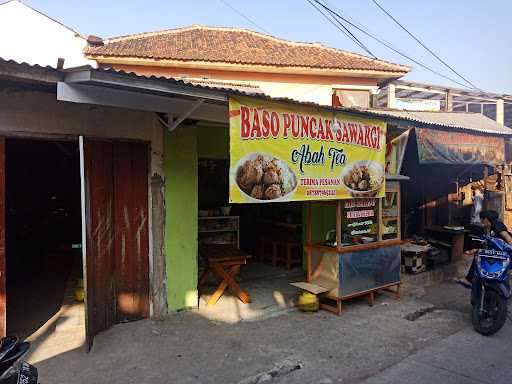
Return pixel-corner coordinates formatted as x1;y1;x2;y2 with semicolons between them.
229;96;387;203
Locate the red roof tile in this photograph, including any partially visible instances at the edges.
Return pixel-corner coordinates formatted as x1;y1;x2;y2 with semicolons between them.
85;25;409;74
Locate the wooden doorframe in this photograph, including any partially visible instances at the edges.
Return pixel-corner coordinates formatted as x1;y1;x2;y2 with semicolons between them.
81;137;150;350
0;138;5;337
79;136;91;349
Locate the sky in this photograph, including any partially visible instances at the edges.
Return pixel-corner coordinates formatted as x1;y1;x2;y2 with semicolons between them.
23;0;512;94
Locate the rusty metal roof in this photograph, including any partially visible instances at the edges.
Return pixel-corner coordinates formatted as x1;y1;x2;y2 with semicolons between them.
359;108;512;135
0;57;62;83
181;78;265;95
1;57;510;136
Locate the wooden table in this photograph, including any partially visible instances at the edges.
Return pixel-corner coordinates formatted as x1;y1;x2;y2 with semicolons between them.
198;245;251;307
257;219;302;268
425;226;468;262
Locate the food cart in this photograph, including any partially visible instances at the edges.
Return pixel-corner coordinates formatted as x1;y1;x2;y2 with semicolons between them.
304;177;403;315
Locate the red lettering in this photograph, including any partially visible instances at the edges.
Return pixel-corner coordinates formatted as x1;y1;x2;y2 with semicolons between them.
364;125;371;147
270;111;280;138
342;123;349;142
325;119;334;141
240;105;250;138
371;126;378;148
283;113;291;138
349;123;358;143
309;117;317;139
262;110;271;137
292;114;300;137
250;108;262;138
317;118;325;140
300;115;309;137
357;124;364;145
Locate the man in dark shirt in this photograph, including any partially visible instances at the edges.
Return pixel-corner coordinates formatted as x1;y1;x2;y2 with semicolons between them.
479;210;512;243
456;210;512;286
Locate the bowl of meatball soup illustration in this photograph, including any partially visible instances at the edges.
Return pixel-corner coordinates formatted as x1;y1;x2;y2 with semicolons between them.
233;153;298;202
341;160;384;197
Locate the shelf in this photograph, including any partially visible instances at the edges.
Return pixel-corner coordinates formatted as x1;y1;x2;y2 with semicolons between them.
198;216;238;220
199;229;237;233
382;217;398;222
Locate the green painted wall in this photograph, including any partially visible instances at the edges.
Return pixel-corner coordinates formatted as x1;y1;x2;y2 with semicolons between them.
164;124;198;311
301;204;337;244
302;204;337;268
197;124;229;159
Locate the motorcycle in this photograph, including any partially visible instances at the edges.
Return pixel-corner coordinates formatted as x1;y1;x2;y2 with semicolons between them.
0;337;38;384
466;236;512;336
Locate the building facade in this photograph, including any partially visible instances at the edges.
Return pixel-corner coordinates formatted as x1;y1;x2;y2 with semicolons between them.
84;25;409;107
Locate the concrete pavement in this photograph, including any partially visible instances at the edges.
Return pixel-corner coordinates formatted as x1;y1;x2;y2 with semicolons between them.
28;278;511;384
361;282;512;384
362;324;512;384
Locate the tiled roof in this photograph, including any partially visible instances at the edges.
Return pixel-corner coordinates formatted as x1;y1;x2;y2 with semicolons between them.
85;25;409;74
361;108;512;135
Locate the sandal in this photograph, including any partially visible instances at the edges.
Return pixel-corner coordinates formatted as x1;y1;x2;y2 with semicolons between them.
453;277;472;289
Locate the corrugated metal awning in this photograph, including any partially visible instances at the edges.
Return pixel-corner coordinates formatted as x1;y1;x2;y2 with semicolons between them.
360;108;512;136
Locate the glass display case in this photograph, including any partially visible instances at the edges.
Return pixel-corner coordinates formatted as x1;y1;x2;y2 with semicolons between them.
304;182;402;315
381;181;400;241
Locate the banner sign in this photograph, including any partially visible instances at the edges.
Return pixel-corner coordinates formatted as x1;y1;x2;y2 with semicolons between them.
416;127;505;165
385;129;410;175
229;97;387;203
395;98;441;111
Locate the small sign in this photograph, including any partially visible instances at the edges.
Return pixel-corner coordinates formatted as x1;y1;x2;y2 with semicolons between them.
395;98;441;111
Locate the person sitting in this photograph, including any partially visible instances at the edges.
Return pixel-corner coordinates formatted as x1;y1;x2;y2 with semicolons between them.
455;210;512;287
478;209;512;243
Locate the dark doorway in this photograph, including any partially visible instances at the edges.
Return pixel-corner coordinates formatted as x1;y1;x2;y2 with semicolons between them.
5;139;82;338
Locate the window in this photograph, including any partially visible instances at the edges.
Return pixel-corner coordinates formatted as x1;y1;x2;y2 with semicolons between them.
333;89;370;108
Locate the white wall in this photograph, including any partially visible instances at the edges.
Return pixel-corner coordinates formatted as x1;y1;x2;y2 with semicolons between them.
256;82;334;106
0;0;93;68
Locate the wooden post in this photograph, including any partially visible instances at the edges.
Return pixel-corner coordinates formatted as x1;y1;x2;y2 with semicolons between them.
378;198;383;241
387;83;396;109
306;203;312;282
336;201;342;252
483;165;489;209
497;99;505;125
445;90;453;111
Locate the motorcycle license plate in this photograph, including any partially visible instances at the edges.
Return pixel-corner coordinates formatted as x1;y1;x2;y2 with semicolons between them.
17;362;37;384
477;249;508;259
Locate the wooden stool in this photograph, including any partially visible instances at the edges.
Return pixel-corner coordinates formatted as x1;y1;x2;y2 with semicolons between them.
283;241;302;269
271;240;302;269
258;235;274;264
198;245;252;307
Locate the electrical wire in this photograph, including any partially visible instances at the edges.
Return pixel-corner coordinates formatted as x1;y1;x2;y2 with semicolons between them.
371;0;479;90
218;0;271;35
306;0;377;58
311;0;474;89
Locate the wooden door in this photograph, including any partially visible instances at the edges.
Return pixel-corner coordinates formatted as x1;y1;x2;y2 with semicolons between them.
81;138;149;350
0;138;5;337
113;142;150;322
82;139;116;350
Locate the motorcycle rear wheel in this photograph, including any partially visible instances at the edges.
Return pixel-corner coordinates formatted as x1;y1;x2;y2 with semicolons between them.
472;289;507;336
